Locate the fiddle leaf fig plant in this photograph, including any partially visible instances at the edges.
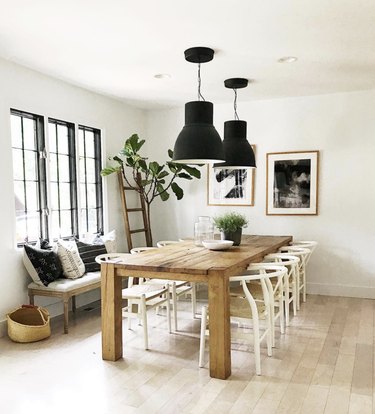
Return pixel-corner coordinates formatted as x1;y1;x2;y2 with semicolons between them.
101;134;201;245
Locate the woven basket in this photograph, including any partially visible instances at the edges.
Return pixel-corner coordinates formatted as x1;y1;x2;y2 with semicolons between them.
7;305;51;343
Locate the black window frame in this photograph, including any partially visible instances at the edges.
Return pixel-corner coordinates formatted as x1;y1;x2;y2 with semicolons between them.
47;118;78;240
11;109;48;245
78;125;103;236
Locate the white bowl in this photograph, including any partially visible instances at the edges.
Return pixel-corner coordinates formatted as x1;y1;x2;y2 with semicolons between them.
202;240;234;251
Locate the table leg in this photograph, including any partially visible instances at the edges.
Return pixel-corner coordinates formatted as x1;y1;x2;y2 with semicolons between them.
101;263;123;361
207;271;231;379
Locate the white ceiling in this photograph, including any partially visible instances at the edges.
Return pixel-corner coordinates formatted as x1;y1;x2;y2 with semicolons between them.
1;0;375;109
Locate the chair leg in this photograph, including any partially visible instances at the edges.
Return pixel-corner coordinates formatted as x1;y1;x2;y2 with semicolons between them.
166;289;171;334
63;297;69;334
293;283;297;316
279;296;285;334
199;306;208;368
253;315;261;375
191;283;197;318
266;312;273;357
72;296;76;313
271;305;276;347
172;283;178;331
296;270;301;310
28;292;34;306
284;277;289;327
128;300;132;330
141;296;148;350
303;269;307;302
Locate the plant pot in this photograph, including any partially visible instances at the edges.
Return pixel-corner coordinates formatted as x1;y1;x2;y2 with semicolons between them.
221;228;242;246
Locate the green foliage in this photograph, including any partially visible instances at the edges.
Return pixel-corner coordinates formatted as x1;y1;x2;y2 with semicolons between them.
213;212;249;233
101;134;201;204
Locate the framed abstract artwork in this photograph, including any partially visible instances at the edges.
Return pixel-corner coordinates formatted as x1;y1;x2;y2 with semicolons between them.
207;147;256;207
266;150;319;215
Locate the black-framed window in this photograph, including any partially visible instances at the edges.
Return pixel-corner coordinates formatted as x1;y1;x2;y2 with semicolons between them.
48;118;78;240
11;109;47;244
78;125;103;235
10;109;103;245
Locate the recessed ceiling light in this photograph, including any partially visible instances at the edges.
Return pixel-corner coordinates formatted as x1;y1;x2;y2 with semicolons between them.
278;56;298;63
154;73;171;79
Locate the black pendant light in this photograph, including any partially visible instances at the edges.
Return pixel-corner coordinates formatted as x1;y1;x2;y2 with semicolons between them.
172;47;225;164
214;78;256;169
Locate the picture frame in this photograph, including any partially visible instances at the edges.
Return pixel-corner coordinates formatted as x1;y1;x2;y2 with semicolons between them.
207;146;256;206
266;150;319;215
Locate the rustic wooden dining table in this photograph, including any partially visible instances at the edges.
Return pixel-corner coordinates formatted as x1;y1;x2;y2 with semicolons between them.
100;234;292;379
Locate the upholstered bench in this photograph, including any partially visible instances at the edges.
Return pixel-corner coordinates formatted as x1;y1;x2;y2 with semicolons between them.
28;271;101;334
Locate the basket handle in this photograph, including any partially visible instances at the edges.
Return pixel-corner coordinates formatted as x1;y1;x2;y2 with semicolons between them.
22;304;49;324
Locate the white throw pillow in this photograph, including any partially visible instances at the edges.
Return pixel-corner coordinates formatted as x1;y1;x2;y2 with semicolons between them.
100;230;117;253
57;240;85;279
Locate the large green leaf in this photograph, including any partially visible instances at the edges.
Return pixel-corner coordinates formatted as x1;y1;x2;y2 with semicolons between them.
101;166;121;176
149;161;160;176
158;171;169;179
171;182;183;200
177;172;192;180
180;165;201;178
112;156;123;165
157;184;170;201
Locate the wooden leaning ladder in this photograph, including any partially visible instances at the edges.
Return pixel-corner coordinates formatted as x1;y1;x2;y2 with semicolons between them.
117;171;151;250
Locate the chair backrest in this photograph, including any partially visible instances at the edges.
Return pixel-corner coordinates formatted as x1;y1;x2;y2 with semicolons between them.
290;241;317;264
95;253;132;264
130;247;157;254
278;246;310;270
156;240;180;248
263;253;300;283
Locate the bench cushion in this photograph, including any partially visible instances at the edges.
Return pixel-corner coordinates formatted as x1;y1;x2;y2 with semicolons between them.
28;271;100;293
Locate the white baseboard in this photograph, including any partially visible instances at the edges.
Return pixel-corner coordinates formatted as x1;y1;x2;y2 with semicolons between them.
307;283;375;299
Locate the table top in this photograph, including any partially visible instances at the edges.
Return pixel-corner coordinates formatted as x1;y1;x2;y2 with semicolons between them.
111;235;292;277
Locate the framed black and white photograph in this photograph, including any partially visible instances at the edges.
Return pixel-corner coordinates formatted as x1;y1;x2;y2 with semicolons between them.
207;166;255;206
266;151;319;215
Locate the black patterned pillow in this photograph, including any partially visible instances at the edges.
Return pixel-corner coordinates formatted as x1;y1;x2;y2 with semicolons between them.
24;244;63;286
76;240;107;272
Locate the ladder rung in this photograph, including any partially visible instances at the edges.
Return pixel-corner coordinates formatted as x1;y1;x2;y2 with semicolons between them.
124;186;136;190
130;228;147;234
127;208;143;212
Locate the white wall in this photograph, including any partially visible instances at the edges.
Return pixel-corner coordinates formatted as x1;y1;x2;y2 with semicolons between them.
0;58;145;335
145;90;375;298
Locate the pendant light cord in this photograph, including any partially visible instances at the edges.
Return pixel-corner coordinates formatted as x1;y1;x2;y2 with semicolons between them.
197;63;206;101
233;88;239;120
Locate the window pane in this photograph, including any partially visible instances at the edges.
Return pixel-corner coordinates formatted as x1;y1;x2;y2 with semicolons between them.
59;183;71;209
87;208;97;233
80;209;88;233
23;117;36;150
27;213;40;242
11;115;22;148
87;184;97;208
48;123;56;153
25;182;39;211
86;158;96;183
12;149;24;180
14;181;25;213
84;131;95;158
78;129;84;157
79;157;85;183
60;210;73;237
50;211;60;240
15;218;27;244
49;153;58;182
57;124;69;155
58;155;70;182
80;184;87;208
50;182;59;209
24;150;37;181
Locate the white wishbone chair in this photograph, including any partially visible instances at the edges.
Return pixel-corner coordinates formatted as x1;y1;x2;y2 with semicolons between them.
278;246;310;307
131;246;197;331
199;265;286;375
96;253;171;350
263;254;300;326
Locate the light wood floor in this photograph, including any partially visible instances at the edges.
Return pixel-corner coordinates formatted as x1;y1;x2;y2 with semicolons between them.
0;295;374;414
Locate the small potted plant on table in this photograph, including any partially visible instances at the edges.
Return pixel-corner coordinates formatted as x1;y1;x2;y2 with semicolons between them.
213;212;248;246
